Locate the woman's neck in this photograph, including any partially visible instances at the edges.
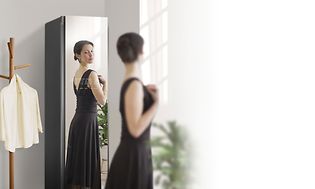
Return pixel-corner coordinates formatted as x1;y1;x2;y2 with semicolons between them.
125;62;141;79
79;63;89;70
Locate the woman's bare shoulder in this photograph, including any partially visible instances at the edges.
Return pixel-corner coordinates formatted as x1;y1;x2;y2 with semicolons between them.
88;70;98;80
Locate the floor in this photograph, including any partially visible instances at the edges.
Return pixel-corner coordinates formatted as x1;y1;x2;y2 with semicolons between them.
101;159;108;188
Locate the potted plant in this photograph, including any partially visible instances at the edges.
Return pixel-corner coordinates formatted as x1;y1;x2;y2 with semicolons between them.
151;120;192;189
97;101;108;167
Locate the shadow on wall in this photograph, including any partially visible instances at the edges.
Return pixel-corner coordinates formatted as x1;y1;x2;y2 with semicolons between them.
0;26;45;189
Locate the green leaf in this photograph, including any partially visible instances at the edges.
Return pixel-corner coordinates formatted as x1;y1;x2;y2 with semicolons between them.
151;120;192;188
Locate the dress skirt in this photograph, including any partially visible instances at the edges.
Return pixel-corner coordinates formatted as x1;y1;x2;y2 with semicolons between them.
65;112;101;189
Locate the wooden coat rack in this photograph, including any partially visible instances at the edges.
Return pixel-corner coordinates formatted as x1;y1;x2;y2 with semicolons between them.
0;38;31;189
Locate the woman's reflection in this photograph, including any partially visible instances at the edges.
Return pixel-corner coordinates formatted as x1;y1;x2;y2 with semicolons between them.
65;40;107;189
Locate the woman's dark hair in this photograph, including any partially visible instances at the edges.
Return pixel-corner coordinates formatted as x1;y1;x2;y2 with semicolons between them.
116;32;144;63
73;40;94;61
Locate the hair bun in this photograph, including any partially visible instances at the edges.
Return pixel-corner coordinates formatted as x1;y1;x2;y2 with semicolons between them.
74;55;78;61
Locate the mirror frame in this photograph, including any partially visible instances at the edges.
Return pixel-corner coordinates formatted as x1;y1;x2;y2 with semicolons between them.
45;16;66;189
45;16;109;189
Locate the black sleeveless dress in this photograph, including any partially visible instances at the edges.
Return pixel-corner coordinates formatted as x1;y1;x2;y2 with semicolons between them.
65;69;101;189
105;77;155;189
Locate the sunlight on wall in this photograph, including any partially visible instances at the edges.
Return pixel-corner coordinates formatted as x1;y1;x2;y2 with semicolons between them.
140;0;168;105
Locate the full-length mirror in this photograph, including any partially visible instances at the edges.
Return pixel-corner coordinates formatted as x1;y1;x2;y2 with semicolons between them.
45;16;108;189
65;16;108;189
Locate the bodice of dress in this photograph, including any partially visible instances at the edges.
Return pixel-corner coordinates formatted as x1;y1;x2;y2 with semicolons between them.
73;69;98;113
119;77;155;142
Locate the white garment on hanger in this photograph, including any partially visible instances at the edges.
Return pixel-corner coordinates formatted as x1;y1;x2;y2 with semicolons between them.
0;74;43;152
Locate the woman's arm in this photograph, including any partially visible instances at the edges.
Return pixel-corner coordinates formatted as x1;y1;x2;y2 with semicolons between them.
88;71;107;106
102;82;107;102
124;80;158;138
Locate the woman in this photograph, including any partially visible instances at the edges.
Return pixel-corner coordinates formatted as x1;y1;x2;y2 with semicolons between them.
65;40;107;189
105;33;159;189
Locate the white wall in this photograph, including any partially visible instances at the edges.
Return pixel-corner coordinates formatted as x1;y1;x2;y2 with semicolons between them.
0;1;105;188
167;0;315;189
167;0;212;188
208;1;315;188
162;0;315;188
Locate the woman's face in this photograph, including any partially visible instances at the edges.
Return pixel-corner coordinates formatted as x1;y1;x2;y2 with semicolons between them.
77;44;94;64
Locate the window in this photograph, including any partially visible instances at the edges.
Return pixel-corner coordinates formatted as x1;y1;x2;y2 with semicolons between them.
140;0;168;105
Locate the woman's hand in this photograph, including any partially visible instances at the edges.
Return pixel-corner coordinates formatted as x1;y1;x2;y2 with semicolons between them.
98;75;106;85
146;84;159;104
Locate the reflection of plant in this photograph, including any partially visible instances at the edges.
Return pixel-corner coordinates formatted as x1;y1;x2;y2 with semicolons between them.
151;120;192;189
97;101;108;147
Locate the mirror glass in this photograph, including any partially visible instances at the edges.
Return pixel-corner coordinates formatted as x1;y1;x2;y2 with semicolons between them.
65;16;108;188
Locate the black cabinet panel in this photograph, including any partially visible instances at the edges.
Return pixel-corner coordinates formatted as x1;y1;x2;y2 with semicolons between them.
45;16;66;189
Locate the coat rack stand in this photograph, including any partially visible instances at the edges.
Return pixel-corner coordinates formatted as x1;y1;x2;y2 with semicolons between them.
0;38;31;189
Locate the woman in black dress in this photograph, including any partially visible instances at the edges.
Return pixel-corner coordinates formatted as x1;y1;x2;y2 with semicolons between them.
65;40;107;189
105;33;159;189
